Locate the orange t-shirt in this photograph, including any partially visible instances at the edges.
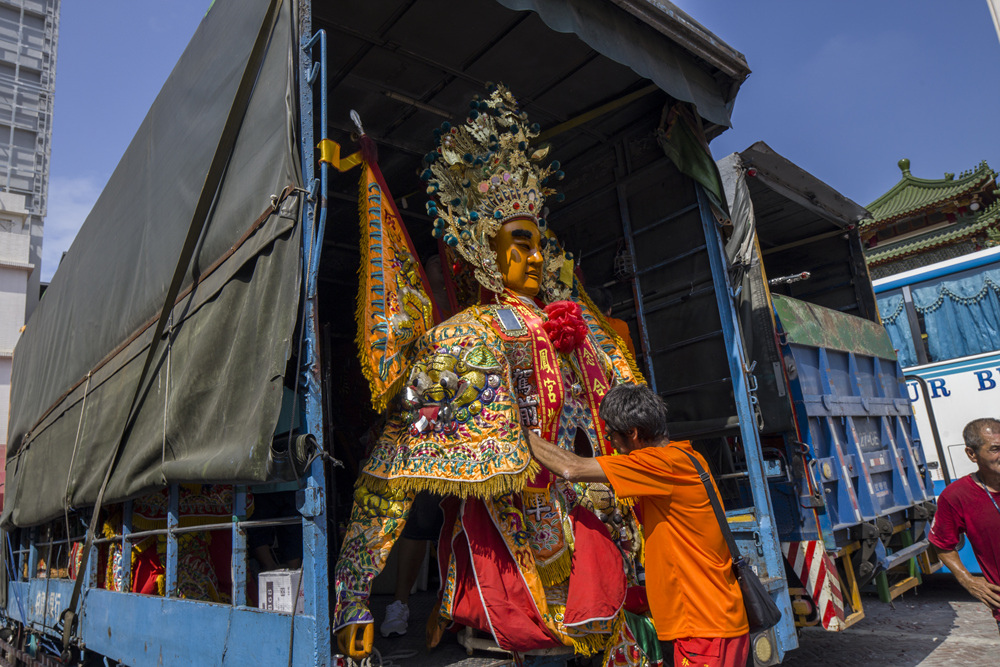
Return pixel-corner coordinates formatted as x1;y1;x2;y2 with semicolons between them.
597;441;748;641
605;316;636;357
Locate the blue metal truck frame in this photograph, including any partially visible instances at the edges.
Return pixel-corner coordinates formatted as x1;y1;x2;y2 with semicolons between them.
3;4;941;667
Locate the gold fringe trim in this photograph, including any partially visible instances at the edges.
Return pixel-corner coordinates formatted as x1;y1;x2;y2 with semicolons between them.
354;169;411;414
355;170;376;408
359;459;541;501
536;547;572;588
576;284;646;384
570;631;610;657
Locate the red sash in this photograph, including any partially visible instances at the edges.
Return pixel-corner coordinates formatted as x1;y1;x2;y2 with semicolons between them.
492;291;617;477
494;292;564;443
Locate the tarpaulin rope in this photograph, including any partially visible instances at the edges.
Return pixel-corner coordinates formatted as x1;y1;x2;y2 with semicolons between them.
62;371;92;564
58;0;286;653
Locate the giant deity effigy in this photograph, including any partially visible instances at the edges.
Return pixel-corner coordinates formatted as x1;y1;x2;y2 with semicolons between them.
334;85;655;665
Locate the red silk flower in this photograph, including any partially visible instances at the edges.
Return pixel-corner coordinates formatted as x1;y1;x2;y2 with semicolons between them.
542;300;589;353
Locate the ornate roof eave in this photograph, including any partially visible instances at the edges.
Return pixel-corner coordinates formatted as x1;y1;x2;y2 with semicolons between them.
861;158;997;232
865;200;1000;266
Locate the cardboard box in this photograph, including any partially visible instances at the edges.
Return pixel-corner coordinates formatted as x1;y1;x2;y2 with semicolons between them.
258;569;305;614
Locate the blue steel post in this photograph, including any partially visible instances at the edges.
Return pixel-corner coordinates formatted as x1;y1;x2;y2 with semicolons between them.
16;530;26;581
166;483;179;597
27;528;39;580
298;15;332;665
86;531;98;590
122;500;133;591
875;360;928;501
880;417;916;510
696;186;796;660
231;486;248;607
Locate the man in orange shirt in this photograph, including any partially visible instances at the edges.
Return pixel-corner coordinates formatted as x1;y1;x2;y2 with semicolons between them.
526;383;749;667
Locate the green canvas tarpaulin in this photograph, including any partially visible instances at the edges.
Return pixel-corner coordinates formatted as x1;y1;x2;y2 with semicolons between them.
494;0;747;128
3;0;303;528
772;294;897;361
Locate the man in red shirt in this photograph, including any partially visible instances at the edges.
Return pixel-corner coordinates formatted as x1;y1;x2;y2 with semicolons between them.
929;417;1000;634
526;384;749;667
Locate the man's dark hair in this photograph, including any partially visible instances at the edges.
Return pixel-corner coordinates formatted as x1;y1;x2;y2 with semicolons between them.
589;287;613;316
963;417;1000;450
599;384;669;441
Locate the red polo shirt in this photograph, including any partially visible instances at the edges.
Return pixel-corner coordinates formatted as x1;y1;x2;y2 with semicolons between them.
929;474;1000;621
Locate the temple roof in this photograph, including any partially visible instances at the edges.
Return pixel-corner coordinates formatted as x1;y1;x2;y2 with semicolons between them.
866;198;1000;266
861;158;996;231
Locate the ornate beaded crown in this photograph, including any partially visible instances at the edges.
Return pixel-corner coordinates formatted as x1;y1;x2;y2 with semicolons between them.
421;85;565;294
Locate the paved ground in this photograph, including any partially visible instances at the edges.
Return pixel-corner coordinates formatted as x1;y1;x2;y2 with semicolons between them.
781;574;998;666
356;574;998;666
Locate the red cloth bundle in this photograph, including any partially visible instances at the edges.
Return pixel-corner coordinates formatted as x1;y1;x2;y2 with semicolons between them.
542;300;589;353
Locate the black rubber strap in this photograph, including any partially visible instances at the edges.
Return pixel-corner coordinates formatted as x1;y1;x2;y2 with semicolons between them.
60;0;285;648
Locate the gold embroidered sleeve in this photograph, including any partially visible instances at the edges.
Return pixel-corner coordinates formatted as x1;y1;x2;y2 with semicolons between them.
333;485;414;630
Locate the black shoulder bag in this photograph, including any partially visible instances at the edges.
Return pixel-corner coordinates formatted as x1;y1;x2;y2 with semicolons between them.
678;449;782;632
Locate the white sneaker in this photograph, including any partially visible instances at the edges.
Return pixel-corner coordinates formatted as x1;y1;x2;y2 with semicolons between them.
380;600;409;637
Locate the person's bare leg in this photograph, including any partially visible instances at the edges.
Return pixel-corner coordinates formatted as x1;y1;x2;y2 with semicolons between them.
393;537;427;604
381;537;427;637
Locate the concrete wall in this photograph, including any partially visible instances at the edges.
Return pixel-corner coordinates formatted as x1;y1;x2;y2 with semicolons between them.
0;357;9;446
0;224;30;449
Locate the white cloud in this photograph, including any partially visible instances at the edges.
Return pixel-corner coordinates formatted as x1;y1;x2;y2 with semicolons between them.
40;175;103;282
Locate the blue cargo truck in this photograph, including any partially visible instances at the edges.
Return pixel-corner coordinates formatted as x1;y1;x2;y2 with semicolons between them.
0;2;931;665
717;143;936;633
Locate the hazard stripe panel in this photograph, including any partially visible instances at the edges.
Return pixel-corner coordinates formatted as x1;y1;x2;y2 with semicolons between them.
782;540;846;631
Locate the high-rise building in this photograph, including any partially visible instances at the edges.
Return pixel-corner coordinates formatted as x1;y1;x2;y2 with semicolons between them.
0;0;59;457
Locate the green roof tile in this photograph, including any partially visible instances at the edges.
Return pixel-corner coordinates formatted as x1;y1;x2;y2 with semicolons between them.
865;200;1000;265
860;158;996;230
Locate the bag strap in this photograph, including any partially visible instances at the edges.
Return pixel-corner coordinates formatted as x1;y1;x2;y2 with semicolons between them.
674;447;743;565
59;0;285;649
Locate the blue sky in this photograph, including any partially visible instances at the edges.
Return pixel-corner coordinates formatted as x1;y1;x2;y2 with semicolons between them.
41;1;1000;281
43;1;206;281
706;1;1000;205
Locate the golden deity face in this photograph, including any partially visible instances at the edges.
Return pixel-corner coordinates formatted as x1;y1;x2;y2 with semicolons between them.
491;218;544;297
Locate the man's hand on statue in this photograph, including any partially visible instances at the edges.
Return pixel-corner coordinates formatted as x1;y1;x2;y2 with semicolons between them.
523;427;542;454
957;571;1000;610
336;623;374;660
523;428;609;484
